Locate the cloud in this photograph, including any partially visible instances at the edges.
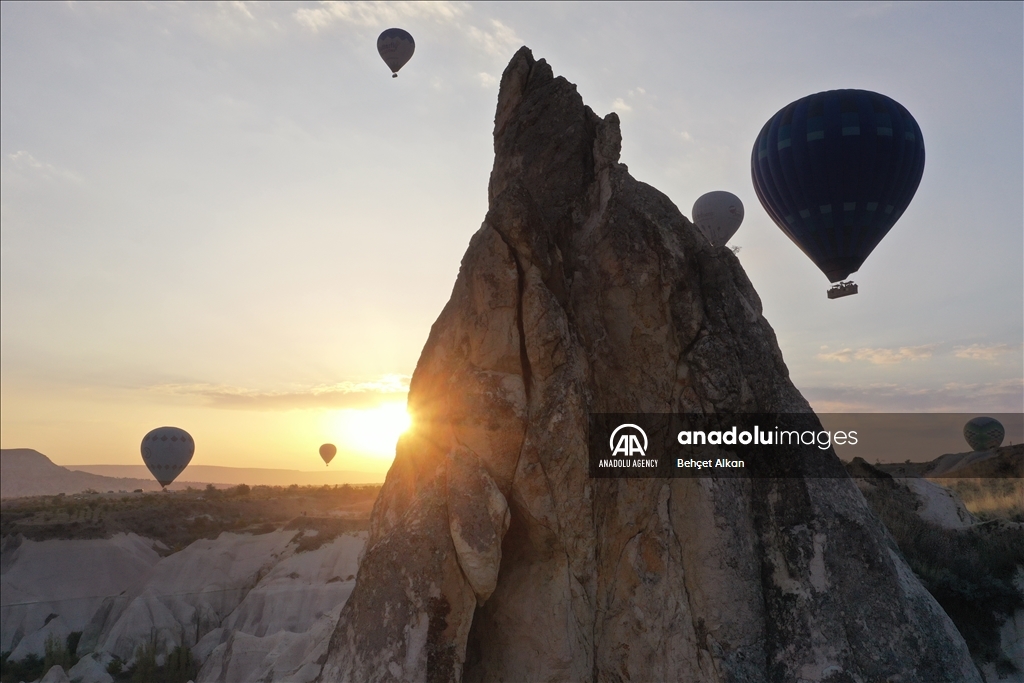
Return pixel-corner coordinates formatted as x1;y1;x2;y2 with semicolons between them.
3;151;81;183
610;88;652;116
817;343;1021;365
294;1;468;31
477;72;498;88
804;378;1024;413
154;374;410;410
816;344;937;364
69;2;285;45
189;1;281;43
954;343;1016;361
292;3;521;75
464;19;520;58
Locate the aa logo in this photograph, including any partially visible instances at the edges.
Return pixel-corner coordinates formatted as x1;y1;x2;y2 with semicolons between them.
609;424;648;457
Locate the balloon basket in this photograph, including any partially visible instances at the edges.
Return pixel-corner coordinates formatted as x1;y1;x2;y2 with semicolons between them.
392;73;398;78
827;281;858;299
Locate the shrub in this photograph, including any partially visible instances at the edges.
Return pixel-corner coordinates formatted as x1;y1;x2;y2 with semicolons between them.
132;640;157;683
43;632;72;672
860;479;1024;673
66;631;82;658
164;645;198;683
0;652;45;683
107;657;124;676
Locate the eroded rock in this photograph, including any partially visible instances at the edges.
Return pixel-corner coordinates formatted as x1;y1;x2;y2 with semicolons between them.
319;47;983;683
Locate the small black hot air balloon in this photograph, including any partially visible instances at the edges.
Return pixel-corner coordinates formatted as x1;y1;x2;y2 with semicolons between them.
319;443;337;466
377;28;415;78
141;427;195;488
963;417;1004;452
751;89;925;299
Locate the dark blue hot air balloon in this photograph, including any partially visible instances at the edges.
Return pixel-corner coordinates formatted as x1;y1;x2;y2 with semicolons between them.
751;89;925;298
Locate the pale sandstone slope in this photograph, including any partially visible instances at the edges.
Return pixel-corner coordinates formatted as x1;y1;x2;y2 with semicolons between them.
2;529;364;679
1;533;160;659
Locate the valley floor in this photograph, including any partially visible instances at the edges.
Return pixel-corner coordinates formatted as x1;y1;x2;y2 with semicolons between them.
1;467;1020;682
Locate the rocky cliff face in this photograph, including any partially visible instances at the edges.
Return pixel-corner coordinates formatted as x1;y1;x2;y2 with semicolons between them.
319;47;982;683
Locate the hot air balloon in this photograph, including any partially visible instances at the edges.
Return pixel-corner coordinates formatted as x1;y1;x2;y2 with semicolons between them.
751;89;925;299
377;28;415;78
319;443;337;466
963;417;1004;452
692;191;744;247
141;427;195;488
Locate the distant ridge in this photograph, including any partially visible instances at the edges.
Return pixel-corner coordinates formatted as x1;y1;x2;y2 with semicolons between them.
0;449;384;499
71;464;385;487
924;443;1023;478
1;449;169;498
868;444;1023;479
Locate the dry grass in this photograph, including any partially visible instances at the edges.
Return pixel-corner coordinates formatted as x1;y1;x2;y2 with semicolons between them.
935;478;1024;522
0;483;382;548
854;473;1024;675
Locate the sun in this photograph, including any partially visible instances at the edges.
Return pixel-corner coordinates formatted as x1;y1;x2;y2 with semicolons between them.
328;402;412;458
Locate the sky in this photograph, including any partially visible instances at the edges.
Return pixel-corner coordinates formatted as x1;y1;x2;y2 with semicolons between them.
1;1;1021;472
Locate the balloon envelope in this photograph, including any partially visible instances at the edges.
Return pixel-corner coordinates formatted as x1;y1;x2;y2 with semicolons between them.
141;427;194;487
377;28;415;76
963;417;1004;452
319;443;337;465
692;191;744;247
751;89;925;282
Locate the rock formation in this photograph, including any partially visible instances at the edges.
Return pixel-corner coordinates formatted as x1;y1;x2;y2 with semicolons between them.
319;47;982;682
1;533;161;660
1;530;365;683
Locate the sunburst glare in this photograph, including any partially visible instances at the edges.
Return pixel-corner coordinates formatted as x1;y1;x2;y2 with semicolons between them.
327;402;412;458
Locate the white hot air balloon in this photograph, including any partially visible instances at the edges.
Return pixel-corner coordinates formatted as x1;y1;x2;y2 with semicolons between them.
141;426;195;488
377;28;415;78
692;191;744;247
